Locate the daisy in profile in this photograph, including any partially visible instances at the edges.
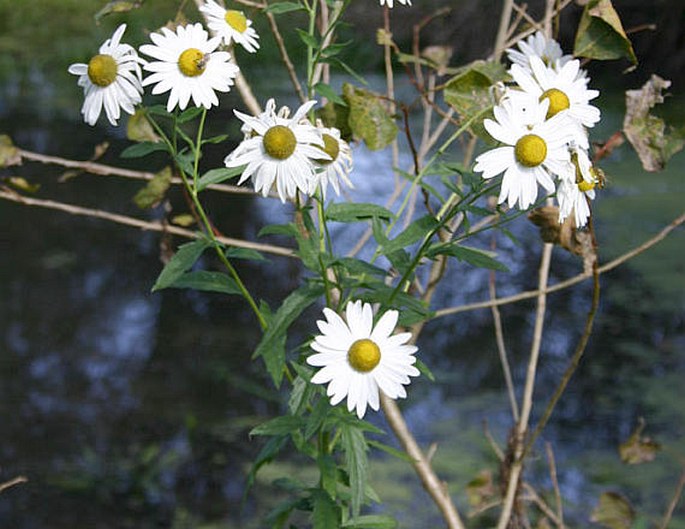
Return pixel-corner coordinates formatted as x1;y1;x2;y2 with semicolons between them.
200;0;260;53
139;23;239;112
380;0;411;8
473;97;574;209
225;99;327;202
557;145;597;228
68;24;144;126
506;30;572;72
509;56;600;129
307;300;420;419
310;123;353;199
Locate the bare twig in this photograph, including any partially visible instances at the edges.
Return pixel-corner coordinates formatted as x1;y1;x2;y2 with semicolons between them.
0;190;294;258
522;482;562;527
264;10;306;103
497;241;553;529
434;211;685;319
659;467;685;529
0;476;28;494
545;442;565;528
493;0;515;61
381;394;466;529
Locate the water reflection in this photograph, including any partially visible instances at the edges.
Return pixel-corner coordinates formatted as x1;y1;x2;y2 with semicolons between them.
1;84;684;528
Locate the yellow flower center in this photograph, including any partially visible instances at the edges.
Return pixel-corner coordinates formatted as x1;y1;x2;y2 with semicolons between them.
514;134;547;167
87;54;118;87
224;10;248;33
347;339;381;373
539;88;570;119
315;133;340;165
263;125;297;160
577;179;595;192
178;48;207;77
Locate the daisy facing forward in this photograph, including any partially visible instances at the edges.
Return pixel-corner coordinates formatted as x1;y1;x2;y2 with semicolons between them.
200;0;260;53
68;24;144;126
307;300;420;419
224;99;328;202
139;23;239;112
474;98;574;210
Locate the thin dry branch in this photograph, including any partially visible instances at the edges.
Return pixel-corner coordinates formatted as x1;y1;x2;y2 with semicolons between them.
545;442;565;528
434;211;685;319
381;394;466;529
0;476;28;494
0;189;294;258
659;467;685;529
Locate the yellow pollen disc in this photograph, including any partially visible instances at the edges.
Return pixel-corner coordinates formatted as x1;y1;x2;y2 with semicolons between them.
224;10;248;33
514;134;547;167
577;179;595;192
263;125;297;160
178;48;206;77
347;339;381;373
540;88;570;119
87;54;118;87
314;133;340;165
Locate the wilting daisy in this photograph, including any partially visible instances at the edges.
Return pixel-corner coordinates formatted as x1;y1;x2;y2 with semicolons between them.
307;300;420;419
200;0;260;53
506;30;572;72
139;23;239;112
310;124;353;199
557;146;597;227
474;97;574;209
509;56;601;129
380;0;411;7
68;24;144;126
225;99;327;202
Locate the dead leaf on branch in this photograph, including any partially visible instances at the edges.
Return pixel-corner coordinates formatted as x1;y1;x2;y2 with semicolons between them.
590;491;635;529
623;75;685;172
618;418;660;465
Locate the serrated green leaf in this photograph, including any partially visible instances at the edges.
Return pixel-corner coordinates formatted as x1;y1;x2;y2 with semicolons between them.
382;215;438;255
312;489;340;529
296;28;319;48
197;166;245;191
574;0;637;64
244;435;289;495
342;515;398;528
133;166;172;209
225;247;267;261
253;283;324;387
314;83;346;106
326;202;394;223
288;376;309;415
265;1;305;14
167;270;241;295
415;358;435;382
623;75;684;172
341;424;369;516
318;454;338;499
152;239;211;292
120;141;167;158
202;134;229;145
426;243;509;271
177;106;204;123
259;223;297;237
305;398;331;440
366;440;414;463
332;257;386;278
250;415;307;437
342;83;397;151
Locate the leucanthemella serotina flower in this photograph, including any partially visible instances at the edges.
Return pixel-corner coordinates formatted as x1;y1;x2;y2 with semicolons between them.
473;97;575;210
506;30;572;73
200;0;260;53
139;23;239;112
224;99;329;202
307;300;420;419
557;145;597;228
68;24;144;126
310;123;353;199
379;0;411;8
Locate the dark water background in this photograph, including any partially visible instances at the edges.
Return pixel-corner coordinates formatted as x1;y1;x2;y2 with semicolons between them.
1;2;685;527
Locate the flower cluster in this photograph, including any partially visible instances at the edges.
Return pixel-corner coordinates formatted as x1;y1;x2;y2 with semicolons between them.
474;31;602;227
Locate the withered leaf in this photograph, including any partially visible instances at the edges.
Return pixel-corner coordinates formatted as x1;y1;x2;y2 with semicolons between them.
0;135;22;168
590;491;635;529
618;419;660;465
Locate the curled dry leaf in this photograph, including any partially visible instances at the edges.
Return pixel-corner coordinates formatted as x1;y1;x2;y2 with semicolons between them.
590;491;635;529
623;75;685;172
528;206;597;273
618;418;660;465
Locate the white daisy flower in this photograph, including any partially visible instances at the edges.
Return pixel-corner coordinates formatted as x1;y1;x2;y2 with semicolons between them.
139;23;239;112
380;0;411;8
506;30;572;73
473;98;575;210
310;124;353;199
509;56;601;129
307;300;420;419
68;24;144;126
557;146;597;228
200;0;260;53
224;99;328;202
